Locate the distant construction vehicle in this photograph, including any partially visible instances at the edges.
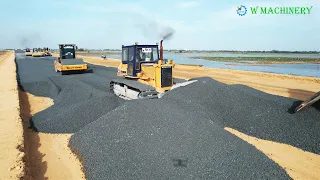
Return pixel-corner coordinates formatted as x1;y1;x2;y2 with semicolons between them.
43;47;52;56
25;48;32;56
32;48;44;57
110;40;196;100
54;44;92;75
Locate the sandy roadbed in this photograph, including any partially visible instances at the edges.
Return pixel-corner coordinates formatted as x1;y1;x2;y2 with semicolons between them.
0;51;25;179
19;91;85;180
73;55;320;101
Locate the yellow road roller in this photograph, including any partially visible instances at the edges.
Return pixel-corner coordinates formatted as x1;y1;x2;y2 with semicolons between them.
25;48;32;56
32;48;44;57
54;44;92;75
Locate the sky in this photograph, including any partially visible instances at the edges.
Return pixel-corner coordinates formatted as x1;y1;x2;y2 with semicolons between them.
0;0;319;51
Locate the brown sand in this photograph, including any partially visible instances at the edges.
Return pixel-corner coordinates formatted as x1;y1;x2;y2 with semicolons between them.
19;91;85;180
225;128;320;180
0;51;25;179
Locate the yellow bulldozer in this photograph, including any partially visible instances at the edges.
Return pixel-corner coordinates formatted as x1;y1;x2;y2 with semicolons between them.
54;44;92;75
110;40;196;100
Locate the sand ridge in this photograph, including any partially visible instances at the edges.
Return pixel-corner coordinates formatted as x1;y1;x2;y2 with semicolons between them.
0;51;25;180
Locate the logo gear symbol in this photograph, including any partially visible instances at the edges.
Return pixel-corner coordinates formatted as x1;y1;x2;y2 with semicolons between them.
237;5;247;16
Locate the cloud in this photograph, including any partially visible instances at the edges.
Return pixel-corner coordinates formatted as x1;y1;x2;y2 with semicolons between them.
176;1;199;8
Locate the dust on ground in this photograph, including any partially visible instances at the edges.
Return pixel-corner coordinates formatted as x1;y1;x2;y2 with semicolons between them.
225;127;320;180
0;51;25;180
19;90;85;180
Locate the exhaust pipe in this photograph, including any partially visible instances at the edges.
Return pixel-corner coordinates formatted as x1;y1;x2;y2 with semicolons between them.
160;40;163;60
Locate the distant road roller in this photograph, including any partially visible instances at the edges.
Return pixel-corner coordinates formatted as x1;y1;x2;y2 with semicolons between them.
110;40;196;100
32;48;44;57
54;44;92;75
25;48;32;56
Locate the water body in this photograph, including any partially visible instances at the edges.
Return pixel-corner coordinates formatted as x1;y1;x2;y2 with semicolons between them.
100;53;320;78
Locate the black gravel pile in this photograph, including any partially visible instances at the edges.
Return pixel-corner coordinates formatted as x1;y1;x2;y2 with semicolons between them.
28;75;125;133
163;77;320;154
31;94;124;133
70;99;290;180
15;54;125;133
15;54;188;134
15;52;315;179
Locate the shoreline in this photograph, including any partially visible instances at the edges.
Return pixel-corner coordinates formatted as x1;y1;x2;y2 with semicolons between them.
74;54;320;78
74;51;320;55
73;51;320;64
52;53;320;83
188;56;320;64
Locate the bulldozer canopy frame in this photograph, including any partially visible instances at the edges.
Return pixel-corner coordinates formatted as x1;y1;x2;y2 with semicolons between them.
122;44;159;76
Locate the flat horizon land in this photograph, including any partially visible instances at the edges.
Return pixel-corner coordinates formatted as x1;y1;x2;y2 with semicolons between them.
75;50;320;64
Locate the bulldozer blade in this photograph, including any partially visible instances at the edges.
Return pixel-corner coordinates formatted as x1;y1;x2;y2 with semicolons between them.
171;80;198;90
294;91;320;113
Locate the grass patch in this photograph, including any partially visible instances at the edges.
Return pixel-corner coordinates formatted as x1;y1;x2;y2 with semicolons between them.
188;56;320;64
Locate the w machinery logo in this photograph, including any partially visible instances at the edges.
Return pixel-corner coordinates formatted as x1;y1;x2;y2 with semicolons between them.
236;5;313;16
237;5;247;16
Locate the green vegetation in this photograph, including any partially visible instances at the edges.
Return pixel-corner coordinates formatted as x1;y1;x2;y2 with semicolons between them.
188;56;320;64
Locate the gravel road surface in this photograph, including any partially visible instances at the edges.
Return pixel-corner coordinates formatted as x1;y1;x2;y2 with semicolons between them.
15;51;311;179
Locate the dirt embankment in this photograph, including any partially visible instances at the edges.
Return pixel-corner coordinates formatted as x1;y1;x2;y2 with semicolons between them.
65;54;320;101
0;51;25;179
19;91;85;180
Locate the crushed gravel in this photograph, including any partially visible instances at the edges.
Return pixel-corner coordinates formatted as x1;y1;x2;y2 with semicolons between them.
16;51;319;179
163;77;320;154
70;99;291;180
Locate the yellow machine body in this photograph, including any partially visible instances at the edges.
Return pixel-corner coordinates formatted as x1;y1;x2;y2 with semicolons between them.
54;60;88;72
25;51;33;56
117;59;174;93
53;44;90;75
32;51;44;57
